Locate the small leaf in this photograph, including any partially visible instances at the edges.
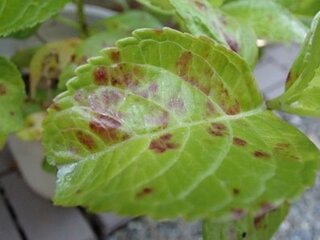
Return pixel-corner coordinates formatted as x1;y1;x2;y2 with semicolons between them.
136;0;174;14
169;0;258;66
0;57;26;147
43;28;319;220
29;38;81;97
11;46;40;70
203;203;289;240
222;0;308;43
17;111;46;141
268;12;320;117
0;0;71;37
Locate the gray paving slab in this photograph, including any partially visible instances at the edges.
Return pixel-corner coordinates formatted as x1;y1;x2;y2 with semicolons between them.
1;173;97;240
0;193;22;240
0;145;16;175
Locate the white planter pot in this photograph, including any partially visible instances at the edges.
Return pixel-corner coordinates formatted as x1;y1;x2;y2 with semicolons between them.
8;136;55;198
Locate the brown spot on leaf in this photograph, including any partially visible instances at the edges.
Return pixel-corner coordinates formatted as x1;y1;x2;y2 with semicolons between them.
254;214;266;229
233;137;247;146
225;35;239;53
93;67;108;85
208;123;228;137
76;130;97;150
110;50;120;63
0;84;6;96
193;0;207;10
149;133;178;153
233;188;240;195
254;150;271;159
89;114;127;143
206;101;216;116
285;71;292;84
50;103;61;111
226;101;240;115
136;187;154;198
70;54;76;63
275;143;290;150
176;51;193;77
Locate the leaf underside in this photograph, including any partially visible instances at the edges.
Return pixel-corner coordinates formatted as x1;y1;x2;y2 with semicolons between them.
268;12;320;117
0;0;71;37
0;57;26;148
44;28;319;221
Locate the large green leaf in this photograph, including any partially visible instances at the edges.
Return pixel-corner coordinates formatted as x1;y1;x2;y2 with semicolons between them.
169;0;258;66
222;0;308;43
0;0;71;37
0;57;26;147
43;28;319;220
268;12;320;117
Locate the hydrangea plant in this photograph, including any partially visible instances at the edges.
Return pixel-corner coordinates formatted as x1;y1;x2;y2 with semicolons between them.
0;0;320;239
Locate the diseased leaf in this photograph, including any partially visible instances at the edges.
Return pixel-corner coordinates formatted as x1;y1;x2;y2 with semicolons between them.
268;12;320;117
0;57;26;147
169;0;258;66
0;0;71;37
43;28;319;220
29;38;81;98
222;0;308;43
136;0;174;14
17;111;46;141
203;203;289;240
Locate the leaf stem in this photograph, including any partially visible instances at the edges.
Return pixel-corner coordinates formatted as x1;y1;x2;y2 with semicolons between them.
75;0;89;38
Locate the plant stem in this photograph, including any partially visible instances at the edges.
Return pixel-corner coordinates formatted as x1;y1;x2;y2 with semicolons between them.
75;0;89;38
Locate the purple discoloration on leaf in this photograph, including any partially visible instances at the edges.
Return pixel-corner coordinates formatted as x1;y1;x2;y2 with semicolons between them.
208;123;228;136
233;137;247;147
231;208;245;220
0;84;6;96
144;111;169;129
149;133;178;153
167;97;186;113
254;150;271;159
76;130;97;150
136;187;154;198
93;67;108;85
89;114;127;143
148;83;159;93
225;35;239;53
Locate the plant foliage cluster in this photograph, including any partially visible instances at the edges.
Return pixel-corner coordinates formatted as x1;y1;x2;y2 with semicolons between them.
0;0;319;239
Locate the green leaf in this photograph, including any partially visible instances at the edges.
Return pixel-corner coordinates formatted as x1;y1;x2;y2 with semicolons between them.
92;10;163;34
203;203;289;240
222;0;308;43
267;12;320;117
0;0;71;37
17;111;46;141
43;28;319;220
6;24;40;39
169;0;258;66
0;57;26;147
136;0;174;14
275;0;320;17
